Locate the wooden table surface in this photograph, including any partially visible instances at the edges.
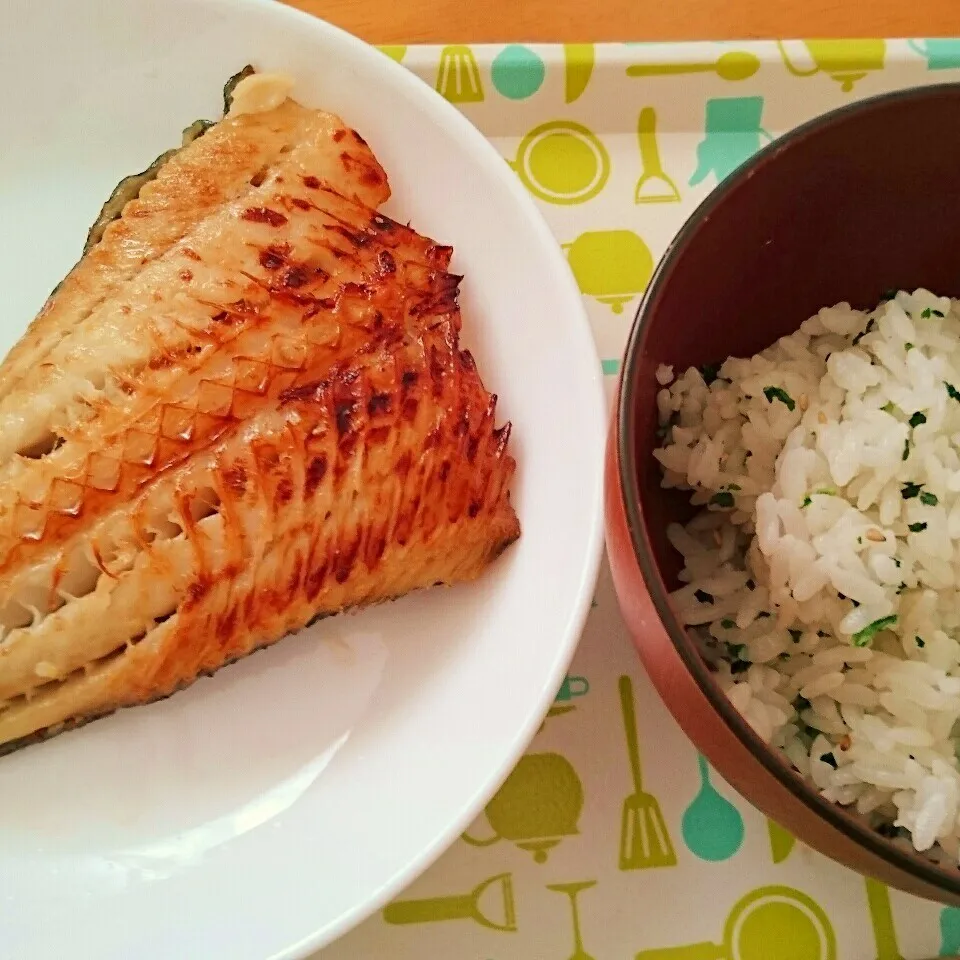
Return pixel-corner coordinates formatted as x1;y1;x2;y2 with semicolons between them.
283;0;958;44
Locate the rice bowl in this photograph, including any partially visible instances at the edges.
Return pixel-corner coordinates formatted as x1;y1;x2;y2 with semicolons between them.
606;81;960;903
656;287;960;861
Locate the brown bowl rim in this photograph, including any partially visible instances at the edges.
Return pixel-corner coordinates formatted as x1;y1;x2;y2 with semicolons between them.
616;80;960;895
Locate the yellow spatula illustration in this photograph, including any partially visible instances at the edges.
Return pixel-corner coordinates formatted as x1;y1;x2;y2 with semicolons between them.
436;45;485;103
618;674;676;869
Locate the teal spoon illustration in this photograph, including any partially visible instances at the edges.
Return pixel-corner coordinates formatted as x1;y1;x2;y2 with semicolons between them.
681;753;745;861
941;906;960;956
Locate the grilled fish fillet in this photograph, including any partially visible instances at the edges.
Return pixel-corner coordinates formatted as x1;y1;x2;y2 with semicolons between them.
0;84;519;753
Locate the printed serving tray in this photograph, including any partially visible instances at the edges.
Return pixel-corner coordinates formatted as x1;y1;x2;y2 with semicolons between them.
318;39;960;960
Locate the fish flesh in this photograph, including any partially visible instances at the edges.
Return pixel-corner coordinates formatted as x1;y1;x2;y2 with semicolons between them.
0;76;519;753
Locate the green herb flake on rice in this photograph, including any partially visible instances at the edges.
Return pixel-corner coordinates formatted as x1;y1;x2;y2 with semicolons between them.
763;386;796;411
699;362;722;385
852;615;898;647
852;319;875;346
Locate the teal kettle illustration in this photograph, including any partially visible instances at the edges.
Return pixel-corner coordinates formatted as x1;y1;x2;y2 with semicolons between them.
909;39;960;71
556;675;589;702
690;96;772;187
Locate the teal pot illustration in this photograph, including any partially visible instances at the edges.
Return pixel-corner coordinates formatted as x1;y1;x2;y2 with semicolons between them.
690;96;773;187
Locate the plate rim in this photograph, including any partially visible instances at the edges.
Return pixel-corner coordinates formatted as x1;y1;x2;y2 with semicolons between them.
271;5;607;946
2;1;608;955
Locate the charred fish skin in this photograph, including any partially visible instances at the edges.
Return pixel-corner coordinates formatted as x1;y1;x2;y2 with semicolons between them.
0;91;390;404
83;64;254;255
0;88;519;752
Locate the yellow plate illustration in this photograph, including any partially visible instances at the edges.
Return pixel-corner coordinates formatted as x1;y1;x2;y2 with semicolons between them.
635;885;836;960
509;121;611;205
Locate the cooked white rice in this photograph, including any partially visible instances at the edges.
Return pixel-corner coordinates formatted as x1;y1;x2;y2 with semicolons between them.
655;288;960;859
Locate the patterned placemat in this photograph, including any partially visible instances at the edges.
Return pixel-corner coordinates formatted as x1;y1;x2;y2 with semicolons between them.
317;40;960;960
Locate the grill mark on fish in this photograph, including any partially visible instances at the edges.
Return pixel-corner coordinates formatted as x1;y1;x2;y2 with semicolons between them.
258;244;290;270
241;207;288;227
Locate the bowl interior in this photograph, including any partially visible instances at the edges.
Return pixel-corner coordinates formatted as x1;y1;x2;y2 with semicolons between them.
630;84;960;593
622;83;960;894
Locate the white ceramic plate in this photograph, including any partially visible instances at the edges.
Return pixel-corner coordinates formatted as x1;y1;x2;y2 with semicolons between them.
0;2;605;957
